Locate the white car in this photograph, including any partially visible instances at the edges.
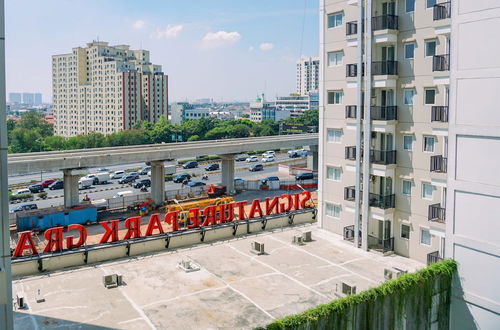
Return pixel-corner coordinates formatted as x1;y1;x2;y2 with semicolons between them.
261;155;276;163
13;188;31;196
110;170;125;180
262;150;276;157
246;156;259;162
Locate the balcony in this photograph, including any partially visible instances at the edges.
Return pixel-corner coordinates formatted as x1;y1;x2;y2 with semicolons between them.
371;106;397;120
370;150;397;165
433;54;450;71
433;2;451;21
369;193;395;209
343;225;355;241
344;186;356;201
345;105;358;119
372;61;398;75
430;155;448;173
346;21;358;36
372;15;398;31
428;203;446;223
368;235;394;253
427;251;444;265
431;106;449;122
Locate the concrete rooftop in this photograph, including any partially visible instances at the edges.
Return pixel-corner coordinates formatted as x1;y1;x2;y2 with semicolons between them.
12;225;423;329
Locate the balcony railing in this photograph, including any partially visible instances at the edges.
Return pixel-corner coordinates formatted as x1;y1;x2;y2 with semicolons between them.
429;203;446;223
345;146;357;160
433;2;451;21
345;105;358;119
371;106;398;120
372;61;398;75
346;21;358;36
344;186;356;201
368;235;394;253
372;15;398;31
433;54;450;71
370;150;397;165
427;251;444;265
431;106;449;122
369;193;395;209
343;225;355;241
430;155;448;173
346;63;363;77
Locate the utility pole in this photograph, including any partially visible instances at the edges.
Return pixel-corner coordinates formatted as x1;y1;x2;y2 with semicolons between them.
0;0;14;328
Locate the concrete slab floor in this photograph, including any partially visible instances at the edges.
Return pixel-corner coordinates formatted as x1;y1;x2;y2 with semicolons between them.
12;224;424;329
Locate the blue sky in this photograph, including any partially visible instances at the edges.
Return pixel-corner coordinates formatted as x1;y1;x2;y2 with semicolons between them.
6;0;319;102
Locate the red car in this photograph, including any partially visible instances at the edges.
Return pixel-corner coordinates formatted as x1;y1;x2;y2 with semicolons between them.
39;179;56;188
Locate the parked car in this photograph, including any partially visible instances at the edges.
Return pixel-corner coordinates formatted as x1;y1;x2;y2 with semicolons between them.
186;181;206;187
205;163;220;171
118;175;137;184
113;191;133;198
13;188;31;196
182;161;198;169
173;173;191;183
246;156;259;162
295;172;314;180
128;172;140;180
10;203;38;213
261;176;280;185
48;180;64;190
234;177;245;184
261;155;276;163
28;184;44;193
39;179;55;188
110;170;125;180
235;153;249;161
249;164;264;172
262;150;276;157
139;166;151;175
133;179;151;189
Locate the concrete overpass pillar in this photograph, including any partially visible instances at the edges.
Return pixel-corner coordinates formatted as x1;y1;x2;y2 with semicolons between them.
220;154;235;195
151;161;165;206
63;169;80;208
306;145;319;172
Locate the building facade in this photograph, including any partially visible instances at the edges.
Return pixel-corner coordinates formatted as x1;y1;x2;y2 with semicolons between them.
8;93;21;104
296;56;320;96
275;92;319;117
319;0;450;264
250;94;291;122
445;1;500;327
52;41;168;137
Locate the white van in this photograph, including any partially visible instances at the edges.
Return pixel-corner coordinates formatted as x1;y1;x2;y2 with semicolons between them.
78;177;94;190
113;190;133;199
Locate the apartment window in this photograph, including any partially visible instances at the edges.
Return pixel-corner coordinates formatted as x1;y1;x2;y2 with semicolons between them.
424;136;435;152
404;43;415;59
327;128;342;142
327;12;343;28
327;91;343;104
426;0;436;8
326;166;342;181
327;51;344;67
420;228;431;246
406;0;415;12
402;180;412;196
425;40;436;57
325;202;341;218
401;224;410;240
404;89;415;105
422;183;434;200
425;89;436;105
403;135;413;151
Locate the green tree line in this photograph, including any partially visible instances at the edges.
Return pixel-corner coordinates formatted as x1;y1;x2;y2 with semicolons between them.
7;109;318;153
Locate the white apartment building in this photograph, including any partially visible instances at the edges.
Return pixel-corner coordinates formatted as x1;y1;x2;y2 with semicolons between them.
296;56;320;96
319;0;451;265
52;41;168;137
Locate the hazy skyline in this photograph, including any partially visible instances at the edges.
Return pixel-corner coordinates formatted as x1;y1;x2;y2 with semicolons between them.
6;0;319;103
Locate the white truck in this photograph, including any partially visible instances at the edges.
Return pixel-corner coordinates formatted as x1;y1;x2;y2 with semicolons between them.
148;165;176;176
78;177;94;190
91;172;110;184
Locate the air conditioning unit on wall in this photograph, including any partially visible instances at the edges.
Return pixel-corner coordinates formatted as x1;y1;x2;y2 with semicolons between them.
251;241;265;255
384;267;407;281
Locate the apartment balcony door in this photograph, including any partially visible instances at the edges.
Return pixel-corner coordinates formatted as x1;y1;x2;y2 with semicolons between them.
374;132;393;151
378;219;391;240
381;89;395;107
379;176;393;196
382;1;396;15
381;46;395;62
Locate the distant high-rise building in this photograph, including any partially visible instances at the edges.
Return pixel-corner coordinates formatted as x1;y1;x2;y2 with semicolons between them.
22;93;34;105
34;93;42;105
296;56;319;96
8;93;21;103
52;41;168;137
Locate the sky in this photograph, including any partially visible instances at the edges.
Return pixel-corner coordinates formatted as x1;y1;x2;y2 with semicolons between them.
5;0;319;103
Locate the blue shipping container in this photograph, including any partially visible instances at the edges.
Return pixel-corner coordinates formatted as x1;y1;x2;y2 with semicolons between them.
16;206;98;232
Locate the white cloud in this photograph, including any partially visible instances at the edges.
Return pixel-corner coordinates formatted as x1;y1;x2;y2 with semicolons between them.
201;31;241;49
154;24;184;39
259;43;275;51
249;46;255;51
133;20;145;30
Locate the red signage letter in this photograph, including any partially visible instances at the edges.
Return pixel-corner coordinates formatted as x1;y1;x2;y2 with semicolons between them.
265;196;280;215
202;206;217;226
145;213;164;236
293;193;301;210
234;201;248;220
249;199;263;218
187;208;200;229
66;224;87;249
99;220;120;243
43;227;64;253
279;194;293;213
300;190;312;209
13;231;38;258
225;202;235;222
123;216;141;239
164;211;179;232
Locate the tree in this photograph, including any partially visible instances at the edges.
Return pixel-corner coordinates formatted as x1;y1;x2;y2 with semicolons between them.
9;128;43;153
43;136;67;151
